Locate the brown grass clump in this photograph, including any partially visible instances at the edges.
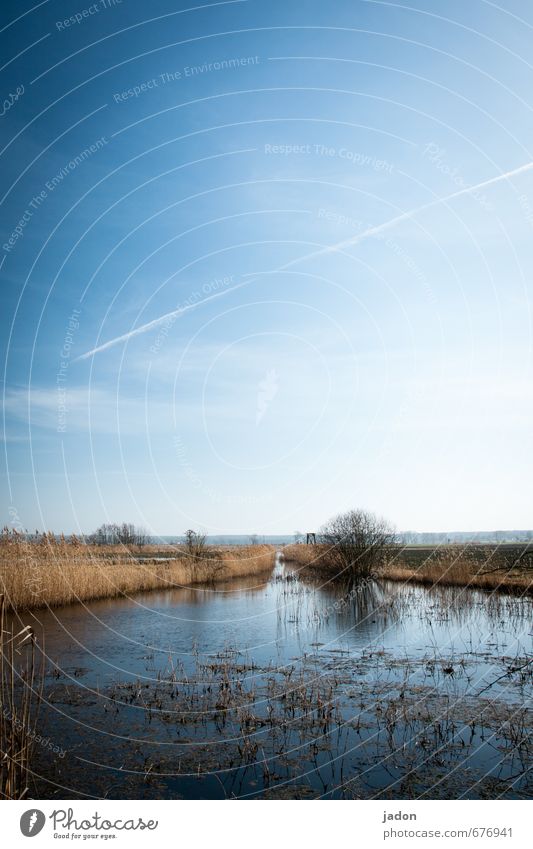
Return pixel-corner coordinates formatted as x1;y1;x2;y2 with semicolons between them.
0;531;276;612
282;543;353;584
282;543;329;569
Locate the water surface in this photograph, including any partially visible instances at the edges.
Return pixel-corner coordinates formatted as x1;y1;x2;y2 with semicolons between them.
16;555;532;799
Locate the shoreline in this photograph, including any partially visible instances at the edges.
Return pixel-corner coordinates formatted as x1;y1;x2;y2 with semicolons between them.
0;537;276;612
4;535;533;612
281;543;533;596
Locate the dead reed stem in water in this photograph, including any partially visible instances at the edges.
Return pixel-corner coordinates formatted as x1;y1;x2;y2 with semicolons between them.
0;594;43;798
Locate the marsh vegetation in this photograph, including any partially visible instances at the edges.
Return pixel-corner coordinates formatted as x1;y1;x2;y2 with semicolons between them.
0;529;276;611
283;540;533;595
3;557;531;800
1;513;532;800
0;594;42;799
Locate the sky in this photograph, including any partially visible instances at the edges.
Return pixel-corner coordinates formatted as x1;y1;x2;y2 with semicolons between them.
2;0;533;536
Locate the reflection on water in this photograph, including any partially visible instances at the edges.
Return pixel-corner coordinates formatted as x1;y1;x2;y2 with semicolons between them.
12;554;533;800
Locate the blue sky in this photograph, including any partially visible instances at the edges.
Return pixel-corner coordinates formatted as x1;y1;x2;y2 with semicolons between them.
2;0;533;535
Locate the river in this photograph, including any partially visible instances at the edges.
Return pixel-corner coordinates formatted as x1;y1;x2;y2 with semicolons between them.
15;554;533;799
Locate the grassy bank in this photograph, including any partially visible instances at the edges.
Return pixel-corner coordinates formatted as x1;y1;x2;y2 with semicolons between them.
282;542;533;594
0;532;276;611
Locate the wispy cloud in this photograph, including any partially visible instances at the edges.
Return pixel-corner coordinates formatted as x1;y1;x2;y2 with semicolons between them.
4;387;178;434
76;161;533;360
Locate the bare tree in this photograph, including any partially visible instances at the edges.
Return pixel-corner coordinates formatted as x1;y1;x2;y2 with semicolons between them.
183;529;208;558
90;523;149;547
89;523;119;545
132;526;148;547
118;523;136;546
319;509;396;584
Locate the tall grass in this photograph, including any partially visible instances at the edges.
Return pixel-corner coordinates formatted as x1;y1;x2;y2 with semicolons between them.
381;545;533;594
0;531;276;611
0;594;42;798
282;543;330;570
282;542;533;594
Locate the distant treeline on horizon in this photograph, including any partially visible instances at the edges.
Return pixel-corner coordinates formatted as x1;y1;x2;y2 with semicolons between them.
9;531;533;545
155;531;533;545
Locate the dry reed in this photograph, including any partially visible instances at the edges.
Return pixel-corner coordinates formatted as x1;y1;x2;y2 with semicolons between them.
282;542;533;594
0;594;43;798
0;531;276;611
381;546;533;594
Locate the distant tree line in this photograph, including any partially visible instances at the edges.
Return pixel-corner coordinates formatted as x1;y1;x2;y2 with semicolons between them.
89;523;149;547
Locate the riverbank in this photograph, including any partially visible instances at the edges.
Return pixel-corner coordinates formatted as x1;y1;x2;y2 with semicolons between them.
24;568;533;799
0;532;276;611
281;542;533;594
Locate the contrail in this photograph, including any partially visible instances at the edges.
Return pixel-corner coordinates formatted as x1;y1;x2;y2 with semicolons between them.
280;159;533;269
76;277;251;361
77;160;533;360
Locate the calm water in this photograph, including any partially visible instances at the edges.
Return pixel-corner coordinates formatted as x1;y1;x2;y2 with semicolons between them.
15;555;533;799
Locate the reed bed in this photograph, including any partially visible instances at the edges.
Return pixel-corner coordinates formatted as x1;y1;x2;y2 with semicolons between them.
282;542;533;594
381;552;533;594
0;531;276;611
282;543;329;570
0;594;42;798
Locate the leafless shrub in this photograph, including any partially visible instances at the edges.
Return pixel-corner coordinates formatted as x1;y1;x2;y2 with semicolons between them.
183;529;208;559
319;509;396;584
